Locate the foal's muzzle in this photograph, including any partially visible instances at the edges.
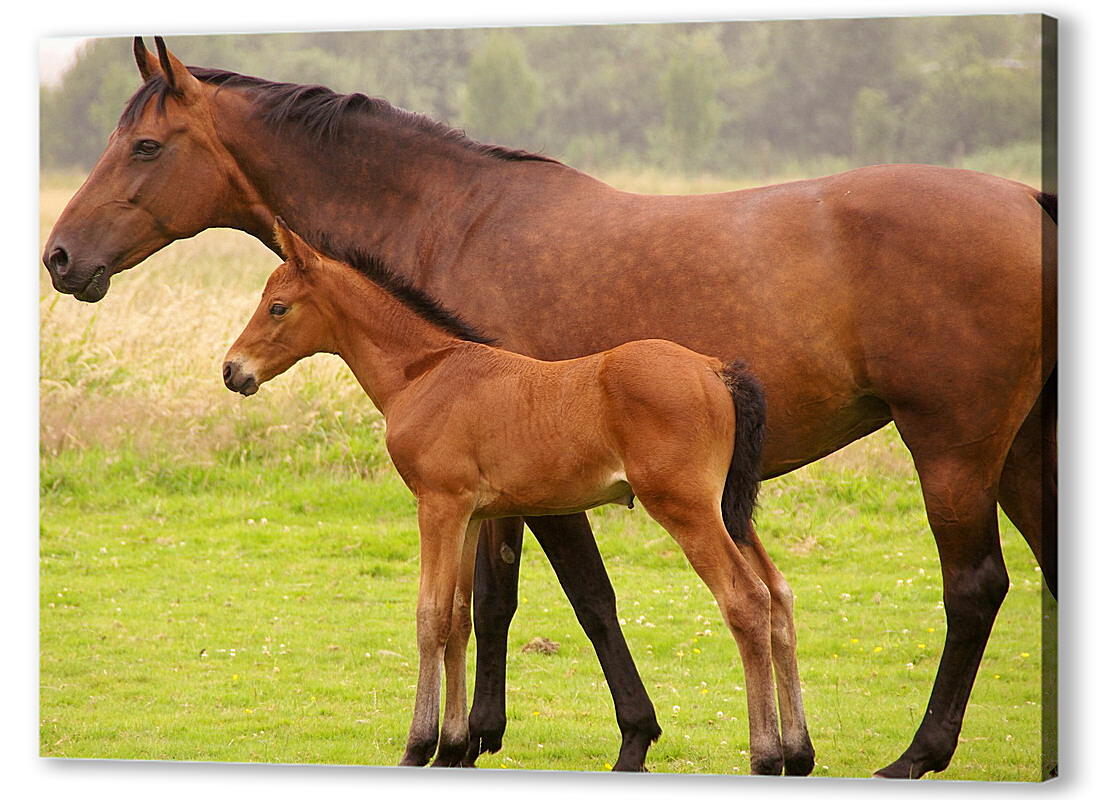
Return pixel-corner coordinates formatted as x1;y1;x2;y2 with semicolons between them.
223;360;259;396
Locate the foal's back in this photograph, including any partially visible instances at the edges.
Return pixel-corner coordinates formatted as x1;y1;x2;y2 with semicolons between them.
385;338;735;519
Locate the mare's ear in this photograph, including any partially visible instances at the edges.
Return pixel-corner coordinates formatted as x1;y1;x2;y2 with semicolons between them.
152;36;203;97
133;37;160;82
273;218;321;275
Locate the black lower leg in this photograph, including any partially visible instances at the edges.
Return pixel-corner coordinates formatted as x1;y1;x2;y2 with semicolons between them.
526;513;661;772
464;518;523;766
876;549;1009;779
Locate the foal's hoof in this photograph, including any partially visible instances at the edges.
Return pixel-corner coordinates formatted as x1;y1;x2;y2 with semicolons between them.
431;736;470;768
750;753;785;776
784;743;816;776
399;738;437;767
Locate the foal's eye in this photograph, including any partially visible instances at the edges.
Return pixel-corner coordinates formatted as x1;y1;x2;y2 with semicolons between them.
132;139;162;160
269;303;289;317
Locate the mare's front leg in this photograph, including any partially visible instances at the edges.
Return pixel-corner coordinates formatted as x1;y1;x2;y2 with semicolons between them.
400;497;474;767
432;520;481;766
464;516;524;765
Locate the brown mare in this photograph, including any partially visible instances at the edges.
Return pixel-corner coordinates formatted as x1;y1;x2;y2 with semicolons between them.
43;37;1056;778
223;220;805;773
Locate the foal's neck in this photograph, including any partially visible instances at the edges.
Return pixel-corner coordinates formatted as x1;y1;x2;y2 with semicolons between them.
319;266;463;416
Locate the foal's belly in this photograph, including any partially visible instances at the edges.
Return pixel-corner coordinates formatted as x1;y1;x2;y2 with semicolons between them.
473;467;635;519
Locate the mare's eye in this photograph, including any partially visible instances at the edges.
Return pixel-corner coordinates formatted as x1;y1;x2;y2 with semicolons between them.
269;302;289;317
132;139;162;160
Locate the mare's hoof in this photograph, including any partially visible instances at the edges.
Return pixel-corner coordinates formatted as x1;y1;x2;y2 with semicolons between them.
874;755;945;779
461;728;503;766
611;722;661;772
611;759;649;773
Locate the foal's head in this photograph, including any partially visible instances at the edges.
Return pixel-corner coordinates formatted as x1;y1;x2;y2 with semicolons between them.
223;220;335;396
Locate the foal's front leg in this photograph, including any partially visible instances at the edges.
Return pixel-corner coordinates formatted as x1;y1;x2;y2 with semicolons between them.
433;519;481;766
400;498;474;767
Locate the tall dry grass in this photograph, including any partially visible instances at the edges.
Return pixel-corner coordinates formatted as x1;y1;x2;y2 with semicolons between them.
39;181;388;474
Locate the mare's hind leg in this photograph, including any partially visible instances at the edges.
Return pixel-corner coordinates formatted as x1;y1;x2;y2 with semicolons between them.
998;371;1057;596
737;534;815;776
875;424;1011;779
464;517;524;765
527;513;661;771
464;513;660;771
638;494;782;776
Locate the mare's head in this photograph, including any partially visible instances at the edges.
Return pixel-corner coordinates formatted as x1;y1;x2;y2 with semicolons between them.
43;37;249;302
223;220;335;396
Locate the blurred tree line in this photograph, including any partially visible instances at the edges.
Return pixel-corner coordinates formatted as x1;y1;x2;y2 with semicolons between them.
40;15;1046;179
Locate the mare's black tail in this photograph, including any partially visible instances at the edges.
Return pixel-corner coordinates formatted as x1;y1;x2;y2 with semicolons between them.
720;361;767;547
1036;191;1058;224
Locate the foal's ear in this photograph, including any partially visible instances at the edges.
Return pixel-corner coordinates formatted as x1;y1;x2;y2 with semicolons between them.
152;36;202;97
273;218;321;275
133;37;160;82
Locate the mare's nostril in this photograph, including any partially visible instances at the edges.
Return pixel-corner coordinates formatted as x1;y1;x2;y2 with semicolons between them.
47;247;70;276
223;363;233;384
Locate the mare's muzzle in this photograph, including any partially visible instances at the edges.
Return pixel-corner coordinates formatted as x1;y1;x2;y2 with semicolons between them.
41;239;111;302
223;360;259;396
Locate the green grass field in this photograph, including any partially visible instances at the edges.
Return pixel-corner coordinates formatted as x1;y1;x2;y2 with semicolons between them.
39;170;1053;780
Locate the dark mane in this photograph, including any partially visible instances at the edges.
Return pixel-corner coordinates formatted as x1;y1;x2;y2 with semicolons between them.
309;233;498;346
119;66;559;164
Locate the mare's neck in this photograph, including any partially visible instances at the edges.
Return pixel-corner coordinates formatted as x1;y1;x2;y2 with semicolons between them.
213;89;513;275
318;266;461;416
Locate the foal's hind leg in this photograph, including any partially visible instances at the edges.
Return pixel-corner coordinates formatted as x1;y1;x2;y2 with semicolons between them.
638;496;782;775
737;534;815;776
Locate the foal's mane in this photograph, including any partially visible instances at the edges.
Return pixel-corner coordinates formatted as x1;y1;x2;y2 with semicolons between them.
311;233;498;346
120;66;559;164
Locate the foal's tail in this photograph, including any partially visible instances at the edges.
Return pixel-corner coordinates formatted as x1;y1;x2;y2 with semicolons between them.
720;361;767;547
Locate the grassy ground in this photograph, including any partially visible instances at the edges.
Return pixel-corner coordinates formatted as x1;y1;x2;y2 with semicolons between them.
39;170;1051;780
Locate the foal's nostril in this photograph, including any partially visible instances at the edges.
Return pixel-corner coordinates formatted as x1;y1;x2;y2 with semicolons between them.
46;246;70;276
223;363;233;384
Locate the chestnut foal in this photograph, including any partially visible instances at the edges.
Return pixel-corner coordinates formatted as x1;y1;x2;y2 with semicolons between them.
223;221;808;775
